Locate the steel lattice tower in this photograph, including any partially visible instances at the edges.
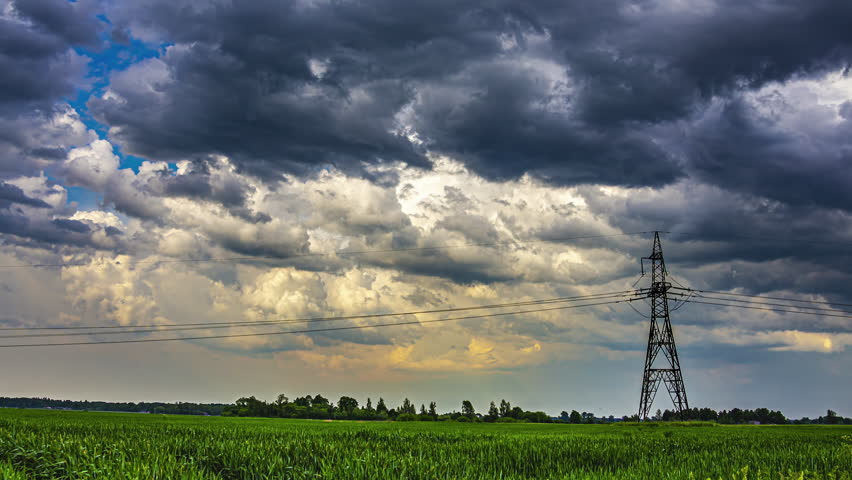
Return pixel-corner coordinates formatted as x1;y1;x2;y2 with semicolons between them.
638;231;689;420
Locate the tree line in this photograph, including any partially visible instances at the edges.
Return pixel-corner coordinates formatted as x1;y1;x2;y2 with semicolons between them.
222;395;555;423
3;395;848;425
652;407;787;424
0;397;228;415
642;407;851;425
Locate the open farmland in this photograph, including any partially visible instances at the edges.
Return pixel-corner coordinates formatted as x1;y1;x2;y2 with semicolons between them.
0;409;850;479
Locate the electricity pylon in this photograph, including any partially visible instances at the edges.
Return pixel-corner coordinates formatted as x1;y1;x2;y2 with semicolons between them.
638;231;689;420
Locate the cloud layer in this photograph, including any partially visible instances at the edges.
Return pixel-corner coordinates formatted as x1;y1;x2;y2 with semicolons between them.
0;0;850;417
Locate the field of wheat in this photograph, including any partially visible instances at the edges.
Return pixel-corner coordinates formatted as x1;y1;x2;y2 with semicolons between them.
0;409;850;479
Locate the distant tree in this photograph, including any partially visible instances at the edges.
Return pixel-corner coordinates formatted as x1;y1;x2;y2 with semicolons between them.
401;398;416;415
429;401;437;417
365;398;373;413
826;409;839;425
524;411;552;423
560;411;570;422
755;407;770;423
294;395;312;407
510;406;524;420
275;394;289;406
727;408;744;424
486;401;499;422
769;410;787;425
654;409;662;421
569;410;582;424
420;404;427;415
337;396;358;416
233;396;274;417
499;399;511;418
312;394;330;406
461;400;476;418
376;398;388;414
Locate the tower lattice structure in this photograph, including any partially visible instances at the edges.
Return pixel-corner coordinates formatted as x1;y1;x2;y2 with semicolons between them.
638;231;689;420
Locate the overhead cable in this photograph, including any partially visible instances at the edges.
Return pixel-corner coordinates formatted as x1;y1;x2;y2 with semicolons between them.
670;287;852;308
680;293;852;315
0;297;640;348
0;291;643;338
680;299;852;319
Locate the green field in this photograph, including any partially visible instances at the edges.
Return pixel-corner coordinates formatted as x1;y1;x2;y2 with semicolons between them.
0;409;849;479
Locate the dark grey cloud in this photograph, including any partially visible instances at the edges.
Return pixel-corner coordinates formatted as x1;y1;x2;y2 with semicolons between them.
684;98;852;212
0;0;101;111
575;180;852;291
539;0;852;129
0;209;119;250
659;1;852;95
153;158;270;221
0;0;102;179
93;0;852;192
0;110;91;177
12;0;101;47
0;180;50;208
0;176;127;248
409;61;680;186
88;43;427;180
51;217;90;233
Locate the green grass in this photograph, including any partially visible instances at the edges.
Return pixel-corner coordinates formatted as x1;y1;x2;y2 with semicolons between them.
0;409;850;479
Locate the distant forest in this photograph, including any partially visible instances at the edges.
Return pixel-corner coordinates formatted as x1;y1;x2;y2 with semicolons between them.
2;395;849;425
0;397;227;416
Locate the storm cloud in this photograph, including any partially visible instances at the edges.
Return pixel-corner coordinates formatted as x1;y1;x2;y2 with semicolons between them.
86;0;852;191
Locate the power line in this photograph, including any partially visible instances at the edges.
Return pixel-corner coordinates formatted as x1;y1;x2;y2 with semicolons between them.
0;231;653;269
681;293;852;315
681;299;852;320
626;300;650;319
0;290;641;332
669;290;694;313
0;298;640;348
670;287;852;308
0;291;643;338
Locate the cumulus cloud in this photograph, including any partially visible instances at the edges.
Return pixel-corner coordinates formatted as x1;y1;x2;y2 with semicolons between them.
0;107;93;177
0;173;128;251
62;139;120;190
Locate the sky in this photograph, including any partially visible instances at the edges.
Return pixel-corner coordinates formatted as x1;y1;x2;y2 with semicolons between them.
0;0;851;419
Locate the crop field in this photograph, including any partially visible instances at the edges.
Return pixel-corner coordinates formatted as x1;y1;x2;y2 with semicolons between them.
0;409;850;479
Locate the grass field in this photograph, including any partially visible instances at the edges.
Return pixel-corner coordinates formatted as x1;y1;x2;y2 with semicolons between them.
0;409;850;479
